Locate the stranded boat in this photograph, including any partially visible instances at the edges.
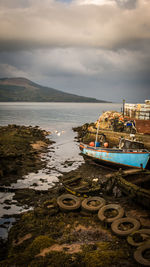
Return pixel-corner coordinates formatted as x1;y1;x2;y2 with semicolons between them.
80;136;150;169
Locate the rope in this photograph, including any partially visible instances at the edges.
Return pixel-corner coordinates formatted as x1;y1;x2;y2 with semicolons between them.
52;140;75;148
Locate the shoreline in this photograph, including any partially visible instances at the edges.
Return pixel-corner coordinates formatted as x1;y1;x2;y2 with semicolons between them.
0;124;150;266
0;124;53;187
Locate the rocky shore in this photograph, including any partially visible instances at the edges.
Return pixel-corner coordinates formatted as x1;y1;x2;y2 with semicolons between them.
0;124;53;186
0;124;150;266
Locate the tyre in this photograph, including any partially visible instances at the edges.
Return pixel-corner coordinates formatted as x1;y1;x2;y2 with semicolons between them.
81;196;106;213
134;243;150;266
111;217;141;236
127;229;150;247
98;204;124;223
57;194;81;211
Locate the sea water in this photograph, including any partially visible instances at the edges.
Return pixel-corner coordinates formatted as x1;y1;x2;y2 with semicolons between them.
0;102;122;237
0;102;122;190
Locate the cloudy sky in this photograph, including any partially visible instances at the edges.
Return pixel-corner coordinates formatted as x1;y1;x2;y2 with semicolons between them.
0;0;150;102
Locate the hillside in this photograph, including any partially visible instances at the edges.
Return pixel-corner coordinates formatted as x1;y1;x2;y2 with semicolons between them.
0;77;107;102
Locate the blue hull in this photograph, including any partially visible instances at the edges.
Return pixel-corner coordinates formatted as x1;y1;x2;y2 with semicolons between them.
80;143;150;169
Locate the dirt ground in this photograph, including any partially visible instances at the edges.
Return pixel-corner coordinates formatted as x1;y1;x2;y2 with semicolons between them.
0;125;150;266
0;160;150;266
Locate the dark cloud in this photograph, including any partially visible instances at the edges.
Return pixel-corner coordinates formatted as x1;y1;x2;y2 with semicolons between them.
0;46;149;102
0;0;150;52
0;0;149;102
116;0;137;9
0;0;31;8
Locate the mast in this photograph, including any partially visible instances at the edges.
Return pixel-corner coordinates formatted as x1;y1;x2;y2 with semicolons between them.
95;120;100;146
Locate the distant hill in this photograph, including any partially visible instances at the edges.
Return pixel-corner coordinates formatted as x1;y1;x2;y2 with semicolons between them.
0;77;107;102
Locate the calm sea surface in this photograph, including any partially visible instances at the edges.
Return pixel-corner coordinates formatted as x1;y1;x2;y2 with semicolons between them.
0;102;122;129
0;102;122;189
0;102;122;237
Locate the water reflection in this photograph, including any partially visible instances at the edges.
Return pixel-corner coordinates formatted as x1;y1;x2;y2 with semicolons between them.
0;102;122;239
0;192;32;239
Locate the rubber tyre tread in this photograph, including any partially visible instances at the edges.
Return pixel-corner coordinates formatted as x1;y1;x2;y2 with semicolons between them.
57;194;81;211
81;197;106;212
111;217;141;236
127;229;150;247
134;243;150;266
98;204;124;223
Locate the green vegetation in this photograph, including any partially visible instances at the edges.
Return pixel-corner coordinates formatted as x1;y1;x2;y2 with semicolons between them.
0;125;51;185
0;122;141;266
0;204;135;267
0;77;107;102
83;242;129;267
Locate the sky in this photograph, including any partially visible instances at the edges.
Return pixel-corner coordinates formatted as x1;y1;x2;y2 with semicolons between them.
0;0;150;102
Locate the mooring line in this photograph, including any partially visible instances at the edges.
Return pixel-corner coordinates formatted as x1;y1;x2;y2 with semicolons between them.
52;140;75;147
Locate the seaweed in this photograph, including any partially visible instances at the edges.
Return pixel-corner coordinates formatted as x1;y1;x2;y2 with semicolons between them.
0;125;53;186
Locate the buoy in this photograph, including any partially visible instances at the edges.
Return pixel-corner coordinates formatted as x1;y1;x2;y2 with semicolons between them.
89;142;95;147
104;142;109;148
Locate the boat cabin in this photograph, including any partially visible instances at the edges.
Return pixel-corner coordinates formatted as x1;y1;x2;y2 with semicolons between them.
119;138;144;150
